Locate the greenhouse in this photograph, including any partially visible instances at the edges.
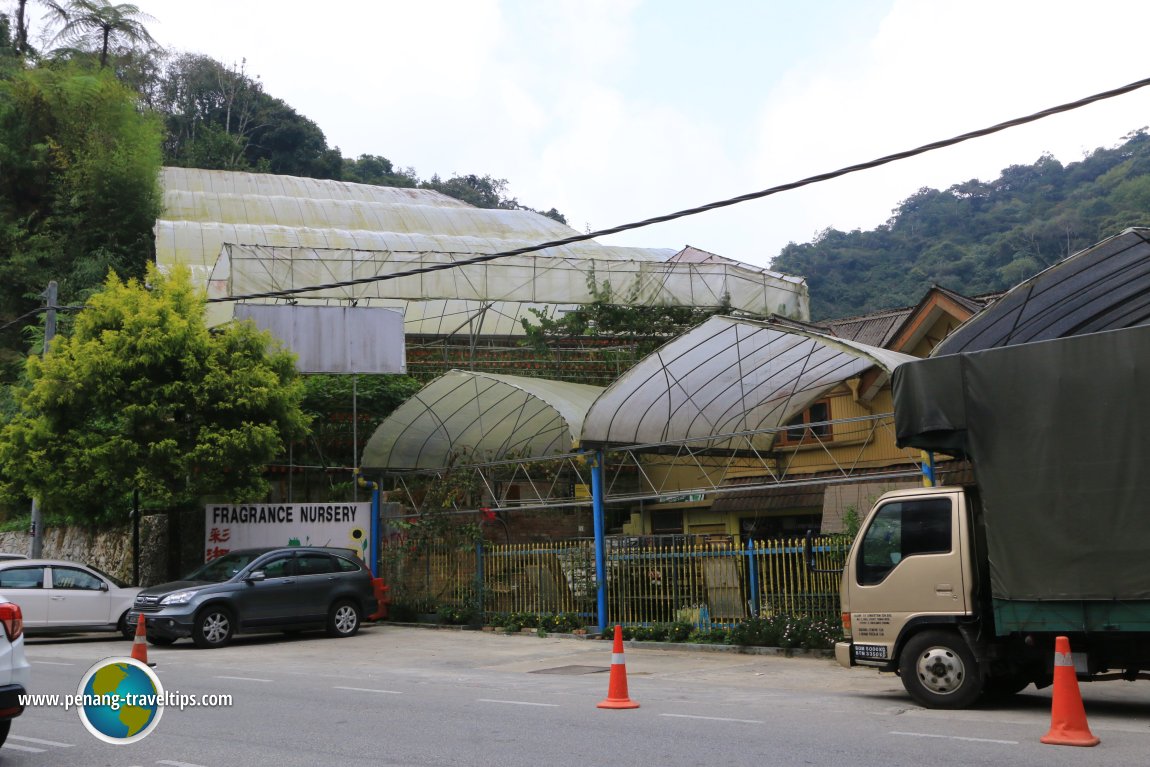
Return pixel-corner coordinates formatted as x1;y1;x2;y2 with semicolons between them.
155;168;810;334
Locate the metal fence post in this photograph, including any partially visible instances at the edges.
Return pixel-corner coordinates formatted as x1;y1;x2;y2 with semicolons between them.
747;539;760;617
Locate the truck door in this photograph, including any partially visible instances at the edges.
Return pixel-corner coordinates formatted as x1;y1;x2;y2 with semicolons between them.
845;492;969;664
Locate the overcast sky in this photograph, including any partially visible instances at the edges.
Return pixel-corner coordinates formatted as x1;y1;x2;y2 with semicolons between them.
23;0;1150;269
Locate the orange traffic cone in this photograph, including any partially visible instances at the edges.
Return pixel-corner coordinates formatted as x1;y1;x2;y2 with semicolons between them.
130;614;155;668
597;625;639;709
1040;635;1099;747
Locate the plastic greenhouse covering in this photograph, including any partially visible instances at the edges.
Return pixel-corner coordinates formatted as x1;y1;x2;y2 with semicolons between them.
362;318;915;469
579;316;916;452
360;371;604;469
155;168;810;332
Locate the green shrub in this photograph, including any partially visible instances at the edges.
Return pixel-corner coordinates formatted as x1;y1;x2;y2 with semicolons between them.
728;615;841;650
686;627;729;644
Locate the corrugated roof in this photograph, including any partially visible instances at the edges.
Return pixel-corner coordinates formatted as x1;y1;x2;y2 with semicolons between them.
826;308;913;347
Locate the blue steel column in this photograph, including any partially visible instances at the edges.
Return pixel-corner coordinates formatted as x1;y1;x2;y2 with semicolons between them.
357;470;381;578
590;450;608;633
921;450;937;487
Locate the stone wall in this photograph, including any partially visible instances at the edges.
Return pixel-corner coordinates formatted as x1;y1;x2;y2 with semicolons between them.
0;514;173;587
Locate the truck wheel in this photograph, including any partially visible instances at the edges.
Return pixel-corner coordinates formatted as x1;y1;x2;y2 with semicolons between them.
898;630;983;709
193;607;234;648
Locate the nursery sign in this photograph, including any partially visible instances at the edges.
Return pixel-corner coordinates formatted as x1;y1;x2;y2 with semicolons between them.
204;503;371;562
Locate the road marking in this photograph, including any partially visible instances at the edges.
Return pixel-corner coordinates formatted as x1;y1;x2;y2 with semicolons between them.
334;686;402;694
214;675;273;683
477;699;560;707
32;661;75;666
661;713;765;724
8;735;73;747
158;760;209;767
891;731;1018;745
1;743;46;752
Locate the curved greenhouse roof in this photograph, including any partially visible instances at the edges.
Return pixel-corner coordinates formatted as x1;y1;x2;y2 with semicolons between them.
360;371;604;470
580;316;916;451
157;168;810;331
933;227;1150;355
363;319;915;470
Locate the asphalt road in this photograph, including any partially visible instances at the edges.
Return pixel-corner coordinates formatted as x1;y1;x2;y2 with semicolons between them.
9;625;1150;766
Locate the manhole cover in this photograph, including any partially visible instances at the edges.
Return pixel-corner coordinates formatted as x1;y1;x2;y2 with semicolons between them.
530;665;609;675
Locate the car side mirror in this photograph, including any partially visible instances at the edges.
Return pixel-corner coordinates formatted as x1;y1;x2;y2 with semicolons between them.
100;582;109;591
246;570;266;583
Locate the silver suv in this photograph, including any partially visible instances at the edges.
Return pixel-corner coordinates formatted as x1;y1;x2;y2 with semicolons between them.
128;547;377;649
0;601;31;748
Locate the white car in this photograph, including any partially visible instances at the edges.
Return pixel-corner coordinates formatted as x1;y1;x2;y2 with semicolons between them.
0;601;30;748
0;560;141;638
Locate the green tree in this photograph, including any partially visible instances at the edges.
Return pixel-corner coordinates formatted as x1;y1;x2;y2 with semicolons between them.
341;154;418;188
0;266;310;524
48;0;157;68
0;64;162;379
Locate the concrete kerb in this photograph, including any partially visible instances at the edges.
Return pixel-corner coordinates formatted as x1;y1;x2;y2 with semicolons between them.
376;621;834;659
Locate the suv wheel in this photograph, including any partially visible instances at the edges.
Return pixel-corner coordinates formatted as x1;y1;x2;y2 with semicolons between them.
326;600;360;638
193;607;234;649
118;612;137;640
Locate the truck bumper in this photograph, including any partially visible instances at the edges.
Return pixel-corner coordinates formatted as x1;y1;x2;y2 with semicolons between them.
835;641;853;669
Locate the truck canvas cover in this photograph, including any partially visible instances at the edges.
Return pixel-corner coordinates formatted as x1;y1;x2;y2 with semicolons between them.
892;324;1150;602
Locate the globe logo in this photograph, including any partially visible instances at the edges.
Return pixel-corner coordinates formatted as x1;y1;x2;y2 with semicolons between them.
76;657;165;744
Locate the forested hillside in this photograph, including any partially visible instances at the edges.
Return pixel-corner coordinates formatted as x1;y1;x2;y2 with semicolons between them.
0;7;561;383
771;130;1150;320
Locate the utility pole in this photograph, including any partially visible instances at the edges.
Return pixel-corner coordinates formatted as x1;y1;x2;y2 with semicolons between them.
29;281;57;559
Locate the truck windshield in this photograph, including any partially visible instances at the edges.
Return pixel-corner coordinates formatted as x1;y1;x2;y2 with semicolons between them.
857;498;952;585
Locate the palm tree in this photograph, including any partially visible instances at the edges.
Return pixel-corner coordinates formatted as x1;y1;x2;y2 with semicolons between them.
49;0;157;68
12;0;67;56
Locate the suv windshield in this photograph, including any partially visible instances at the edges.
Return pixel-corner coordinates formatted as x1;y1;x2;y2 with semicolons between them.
183;551;266;583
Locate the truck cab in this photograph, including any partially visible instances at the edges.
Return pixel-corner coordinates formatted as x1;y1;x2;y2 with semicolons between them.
836;486;982;707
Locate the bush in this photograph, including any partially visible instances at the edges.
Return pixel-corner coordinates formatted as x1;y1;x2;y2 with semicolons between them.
728;615;841;650
436;602;479;625
540;612;585;633
686;627;729;644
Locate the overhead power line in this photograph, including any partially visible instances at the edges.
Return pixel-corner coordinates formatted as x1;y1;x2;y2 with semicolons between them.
209;74;1150;304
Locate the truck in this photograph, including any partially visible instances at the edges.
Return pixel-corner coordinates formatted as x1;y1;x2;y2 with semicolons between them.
832;323;1150;708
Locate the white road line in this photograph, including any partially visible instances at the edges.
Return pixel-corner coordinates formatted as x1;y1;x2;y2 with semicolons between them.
214;675;273;683
32;661;75;666
477;699;560;707
8;735;74;747
334;686;402;694
157;760;209;767
1;743;46;752
891;731;1018;745
661;713;765;724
